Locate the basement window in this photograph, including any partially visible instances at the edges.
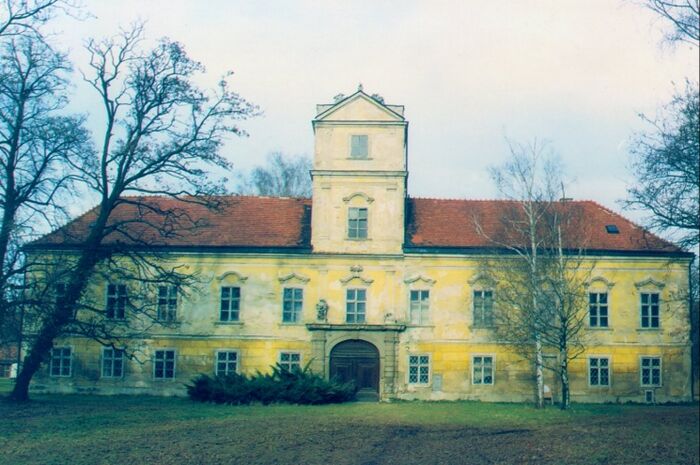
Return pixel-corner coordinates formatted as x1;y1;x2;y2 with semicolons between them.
605;224;619;234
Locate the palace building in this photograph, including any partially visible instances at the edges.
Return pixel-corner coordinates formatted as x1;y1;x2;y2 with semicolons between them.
27;89;693;402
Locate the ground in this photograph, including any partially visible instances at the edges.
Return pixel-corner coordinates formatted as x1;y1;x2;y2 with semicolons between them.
0;389;698;465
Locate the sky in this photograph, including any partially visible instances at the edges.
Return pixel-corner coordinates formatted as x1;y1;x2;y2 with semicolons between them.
48;0;699;222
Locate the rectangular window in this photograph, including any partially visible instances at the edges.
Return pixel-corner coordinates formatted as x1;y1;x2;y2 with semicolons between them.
409;290;430;325
348;207;368;239
641;356;661;387
641;293;660;328
55;283;74;318
473;290;494;327
472;355;494;385
157;286;178;322
215;351;238;376
154;349;176;379
102;347;125;378
49;347;72;377
589;292;609;327
279;352;301;372
220;287;241;322
350;134;369;158
346;288;366;323
408;354;430;384
106;283;127;319
589;357;610;386
282;288;303;323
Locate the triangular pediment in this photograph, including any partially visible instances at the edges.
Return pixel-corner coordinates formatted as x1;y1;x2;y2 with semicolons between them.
315;91;404;122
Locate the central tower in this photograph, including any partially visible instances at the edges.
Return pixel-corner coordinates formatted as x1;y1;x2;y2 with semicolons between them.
310;88;408;254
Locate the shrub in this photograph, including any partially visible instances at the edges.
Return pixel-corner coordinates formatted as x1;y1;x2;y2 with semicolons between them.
186;363;356;405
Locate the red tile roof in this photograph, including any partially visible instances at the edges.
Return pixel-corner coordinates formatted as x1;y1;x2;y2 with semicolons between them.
405;198;680;253
31;196;683;254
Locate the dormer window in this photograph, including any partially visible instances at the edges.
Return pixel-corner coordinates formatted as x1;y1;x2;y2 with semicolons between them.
350;135;368;158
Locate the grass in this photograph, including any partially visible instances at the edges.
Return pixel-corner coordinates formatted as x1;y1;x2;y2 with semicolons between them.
0;393;698;465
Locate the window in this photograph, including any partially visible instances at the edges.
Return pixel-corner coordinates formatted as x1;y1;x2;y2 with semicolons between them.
589;357;610;386
346;288;366;323
49;347;72;377
641;357;661;387
408;354;430;385
473;290;494;327
157;286;178;322
350;134;368;158
589;292;609;328
220;286;241;322
641;293;660;328
102;347;125;378
215;351;238;376
0;363;10;378
279;352;301;372
348;207;368;239
282;288;303;323
472;355;494;385
106;283;127;319
55;283;74;318
154;349;176;379
409;290;430;325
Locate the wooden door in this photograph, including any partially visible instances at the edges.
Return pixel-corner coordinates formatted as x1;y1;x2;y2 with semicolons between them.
329;340;380;399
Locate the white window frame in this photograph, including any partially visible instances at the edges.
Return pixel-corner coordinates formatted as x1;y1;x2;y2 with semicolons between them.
153;349;176;380
588;292;609;328
640;292;660;329
101;347;125;379
49;346;72;377
409;289;430;325
472;354;495;385
278;351;302;372
350;134;369;159
473;289;494;327
640;356;662;387
215;350;239;376
407;353;431;386
346;288;367;323
282;287;303;323
106;283;127;320
157;285;178;322
588;356;611;387
347;207;368;239
219;286;241;322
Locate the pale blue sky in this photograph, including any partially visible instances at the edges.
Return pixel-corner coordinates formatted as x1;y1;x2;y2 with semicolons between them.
50;0;698;222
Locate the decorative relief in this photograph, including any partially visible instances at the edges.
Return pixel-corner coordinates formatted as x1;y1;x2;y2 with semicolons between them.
340;265;374;285
404;275;436;286
278;272;311;284
468;272;497;287
342;192;374;204
585;276;616;289
316;299;329;322
634;278;666;290
216;271;248;283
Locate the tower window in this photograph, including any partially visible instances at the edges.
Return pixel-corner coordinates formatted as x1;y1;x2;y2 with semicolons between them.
350;135;369;158
348;207;368;239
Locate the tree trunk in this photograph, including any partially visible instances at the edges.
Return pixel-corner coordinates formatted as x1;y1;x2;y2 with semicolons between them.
559;350;570;410
535;334;544;408
9;206;110;401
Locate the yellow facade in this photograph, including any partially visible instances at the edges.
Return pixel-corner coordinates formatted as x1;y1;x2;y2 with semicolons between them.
33;89;693;403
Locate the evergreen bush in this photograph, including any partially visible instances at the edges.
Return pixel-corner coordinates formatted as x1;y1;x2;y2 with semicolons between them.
186;363;356;405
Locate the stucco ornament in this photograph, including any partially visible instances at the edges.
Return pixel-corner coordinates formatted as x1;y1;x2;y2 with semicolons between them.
316;299;329;322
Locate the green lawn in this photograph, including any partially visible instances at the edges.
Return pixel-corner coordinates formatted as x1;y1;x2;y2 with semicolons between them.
1;394;698;465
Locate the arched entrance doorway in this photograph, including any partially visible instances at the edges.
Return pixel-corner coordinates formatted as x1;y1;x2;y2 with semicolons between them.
330;340;380;401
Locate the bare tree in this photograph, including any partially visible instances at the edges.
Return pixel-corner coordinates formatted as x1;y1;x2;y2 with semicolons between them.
625;82;699;250
9;23;258;401
0;29;89;337
644;0;699;46
0;0;78;40
476;140;593;409
237;151;311;197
